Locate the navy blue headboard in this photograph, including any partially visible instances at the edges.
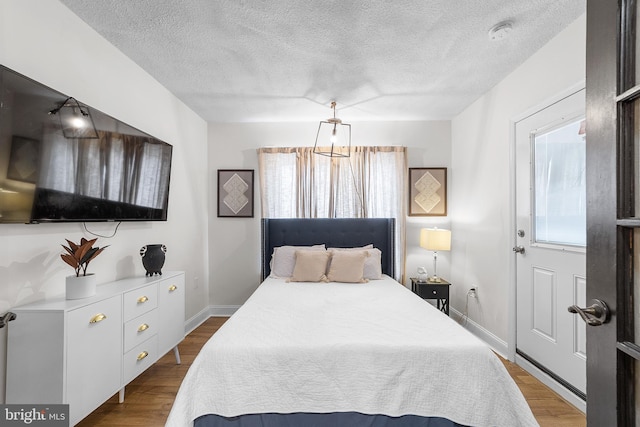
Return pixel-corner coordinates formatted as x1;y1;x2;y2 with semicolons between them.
261;218;396;281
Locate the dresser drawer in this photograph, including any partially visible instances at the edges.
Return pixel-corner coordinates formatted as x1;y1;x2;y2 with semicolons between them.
124;309;158;353
157;276;186;355
123;283;158;321
66;295;122;423
417;284;448;299
123;334;158;385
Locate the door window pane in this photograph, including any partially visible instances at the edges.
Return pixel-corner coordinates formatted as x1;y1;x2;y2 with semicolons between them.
533;118;586;246
635;0;640;87
634;229;640;427
634;230;640;345
634;100;640;216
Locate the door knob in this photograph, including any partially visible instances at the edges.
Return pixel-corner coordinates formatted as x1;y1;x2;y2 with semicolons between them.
568;299;610;326
513;246;525;254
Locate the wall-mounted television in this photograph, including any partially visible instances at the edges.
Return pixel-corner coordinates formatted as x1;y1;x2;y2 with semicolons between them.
0;65;172;223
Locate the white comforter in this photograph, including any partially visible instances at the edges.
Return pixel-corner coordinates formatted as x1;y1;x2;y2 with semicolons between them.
166;276;538;427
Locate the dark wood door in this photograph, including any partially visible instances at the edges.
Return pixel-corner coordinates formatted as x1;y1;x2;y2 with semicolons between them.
585;0;638;424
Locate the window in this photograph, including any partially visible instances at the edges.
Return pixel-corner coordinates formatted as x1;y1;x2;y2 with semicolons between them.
533;118;586;247
258;146;407;278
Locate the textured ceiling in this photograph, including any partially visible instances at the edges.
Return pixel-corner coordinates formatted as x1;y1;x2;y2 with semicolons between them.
59;0;585;122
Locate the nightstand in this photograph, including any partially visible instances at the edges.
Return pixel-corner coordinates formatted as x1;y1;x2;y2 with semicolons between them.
411;278;451;315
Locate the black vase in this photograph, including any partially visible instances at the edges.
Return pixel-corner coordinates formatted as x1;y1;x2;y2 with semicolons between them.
140;244;166;276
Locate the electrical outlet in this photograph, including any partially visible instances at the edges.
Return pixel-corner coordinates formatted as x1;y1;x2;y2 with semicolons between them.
468;286;478;298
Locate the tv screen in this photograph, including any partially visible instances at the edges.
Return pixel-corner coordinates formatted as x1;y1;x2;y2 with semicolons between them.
0;65;172;223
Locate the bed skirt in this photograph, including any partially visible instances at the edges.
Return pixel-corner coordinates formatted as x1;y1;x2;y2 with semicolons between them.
195;412;466;427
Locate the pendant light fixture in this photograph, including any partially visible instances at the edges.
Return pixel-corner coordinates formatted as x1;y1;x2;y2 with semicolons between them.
313;101;351;158
48;97;99;139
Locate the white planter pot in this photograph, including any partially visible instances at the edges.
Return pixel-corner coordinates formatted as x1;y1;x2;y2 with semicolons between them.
65;274;97;300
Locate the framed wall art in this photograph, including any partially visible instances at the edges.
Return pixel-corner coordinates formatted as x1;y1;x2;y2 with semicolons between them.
408;167;447;216
217;169;254;218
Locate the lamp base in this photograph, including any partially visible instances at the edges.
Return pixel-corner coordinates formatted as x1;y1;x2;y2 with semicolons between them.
429;275;442;283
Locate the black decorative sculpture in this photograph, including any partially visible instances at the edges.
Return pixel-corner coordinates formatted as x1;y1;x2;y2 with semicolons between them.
140;244;167;276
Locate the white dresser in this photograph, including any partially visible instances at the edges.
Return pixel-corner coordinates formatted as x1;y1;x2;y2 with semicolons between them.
6;271;186;426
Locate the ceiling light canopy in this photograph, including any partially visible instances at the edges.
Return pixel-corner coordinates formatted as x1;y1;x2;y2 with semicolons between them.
313;101;351;158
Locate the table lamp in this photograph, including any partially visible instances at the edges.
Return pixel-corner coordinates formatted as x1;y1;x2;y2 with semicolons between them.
420;228;451;282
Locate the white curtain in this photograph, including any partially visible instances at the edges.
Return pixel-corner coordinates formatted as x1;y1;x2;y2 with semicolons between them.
533;119;586;246
38;126;170;209
258;146;407;280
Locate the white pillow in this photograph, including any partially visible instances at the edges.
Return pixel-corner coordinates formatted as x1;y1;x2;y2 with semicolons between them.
327;247;382;280
270;245;325;278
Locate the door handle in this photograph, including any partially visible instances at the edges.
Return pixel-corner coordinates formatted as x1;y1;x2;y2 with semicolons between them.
568;299;610;326
513;246;525;254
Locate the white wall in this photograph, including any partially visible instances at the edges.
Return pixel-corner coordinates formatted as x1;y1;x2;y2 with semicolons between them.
0;0;209;401
208;121;451;307
450;14;586;342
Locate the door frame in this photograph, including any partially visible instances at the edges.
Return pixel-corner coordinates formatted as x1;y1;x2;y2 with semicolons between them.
507;80;587;412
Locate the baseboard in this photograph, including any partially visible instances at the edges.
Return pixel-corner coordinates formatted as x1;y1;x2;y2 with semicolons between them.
184;305;240;335
450;307;586;414
450;307;508;357
210;305;240;317
516;354;586;413
184;306;212;335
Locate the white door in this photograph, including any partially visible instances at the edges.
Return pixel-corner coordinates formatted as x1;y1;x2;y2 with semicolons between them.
515;89;586;396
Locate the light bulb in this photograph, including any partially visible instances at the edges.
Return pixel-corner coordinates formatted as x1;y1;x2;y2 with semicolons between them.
70;116;86;128
69;107;86;129
330;126;337;144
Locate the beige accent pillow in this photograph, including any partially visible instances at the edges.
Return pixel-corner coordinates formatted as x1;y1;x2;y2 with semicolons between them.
328;247;382;280
327;250;369;283
270;245;325;278
289;250;331;282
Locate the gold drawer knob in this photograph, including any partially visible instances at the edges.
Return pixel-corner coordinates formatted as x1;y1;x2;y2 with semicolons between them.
89;313;107;324
138;323;149;332
137;351;149;361
168;285;177;292
137;296;149;303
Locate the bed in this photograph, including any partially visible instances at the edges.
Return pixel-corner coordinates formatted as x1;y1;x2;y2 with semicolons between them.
166;218;538;427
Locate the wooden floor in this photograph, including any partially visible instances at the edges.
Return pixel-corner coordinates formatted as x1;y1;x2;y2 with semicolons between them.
499;358;586;427
78;317;586;427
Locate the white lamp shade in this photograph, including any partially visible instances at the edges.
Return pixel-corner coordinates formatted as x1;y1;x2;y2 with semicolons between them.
420;228;451;251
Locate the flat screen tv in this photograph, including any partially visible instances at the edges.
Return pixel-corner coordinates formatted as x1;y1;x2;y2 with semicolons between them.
0;65;172;223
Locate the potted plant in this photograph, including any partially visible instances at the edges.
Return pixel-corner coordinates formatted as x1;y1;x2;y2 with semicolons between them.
61;237;108;299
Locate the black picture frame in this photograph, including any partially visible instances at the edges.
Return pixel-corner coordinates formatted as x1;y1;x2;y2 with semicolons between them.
217;169;254;218
408;167;447;216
